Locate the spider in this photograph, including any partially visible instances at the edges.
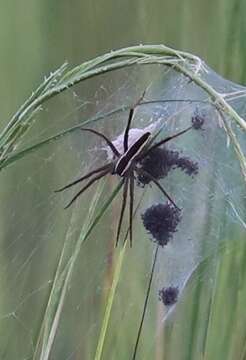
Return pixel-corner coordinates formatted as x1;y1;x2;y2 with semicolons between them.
56;94;202;247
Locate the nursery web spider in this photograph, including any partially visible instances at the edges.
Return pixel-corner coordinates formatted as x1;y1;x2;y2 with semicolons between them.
56;93;199;246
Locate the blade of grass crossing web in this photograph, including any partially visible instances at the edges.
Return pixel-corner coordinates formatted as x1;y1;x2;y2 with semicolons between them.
94;240;128;360
34;179;123;360
94;190;147;360
34;180;106;359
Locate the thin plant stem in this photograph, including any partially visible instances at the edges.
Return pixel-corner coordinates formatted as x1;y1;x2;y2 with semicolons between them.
94;240;128;360
94;191;146;360
132;245;159;360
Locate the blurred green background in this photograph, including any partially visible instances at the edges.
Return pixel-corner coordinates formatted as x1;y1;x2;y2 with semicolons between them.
1;0;246;123
0;1;246;360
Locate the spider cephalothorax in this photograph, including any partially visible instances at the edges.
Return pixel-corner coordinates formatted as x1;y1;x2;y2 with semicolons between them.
56;95;203;246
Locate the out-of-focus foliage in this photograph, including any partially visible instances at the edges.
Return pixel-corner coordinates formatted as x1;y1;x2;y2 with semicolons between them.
0;1;246;360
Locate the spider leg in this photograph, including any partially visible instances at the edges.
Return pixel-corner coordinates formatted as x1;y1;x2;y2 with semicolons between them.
115;178;129;247
123;187;146;245
123;109;134;152
124;90;146;152
141;125;193;158
55;163;113;192
129;175;135;247
80;128;120;157
64;168;110;209
136;169;180;210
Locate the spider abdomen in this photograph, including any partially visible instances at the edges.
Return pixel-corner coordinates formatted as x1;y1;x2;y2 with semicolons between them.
114;132;151;176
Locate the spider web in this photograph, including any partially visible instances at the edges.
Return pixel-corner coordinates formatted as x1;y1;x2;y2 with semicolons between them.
0;63;245;360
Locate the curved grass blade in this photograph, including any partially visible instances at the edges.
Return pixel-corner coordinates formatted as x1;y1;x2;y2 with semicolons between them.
1;46;244;178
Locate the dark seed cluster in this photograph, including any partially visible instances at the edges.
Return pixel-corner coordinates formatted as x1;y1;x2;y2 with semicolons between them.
175;156;199;176
191;111;205;130
159;286;179;306
137;146;198;186
140;108;206;310
137;147;177;185
141;203;181;246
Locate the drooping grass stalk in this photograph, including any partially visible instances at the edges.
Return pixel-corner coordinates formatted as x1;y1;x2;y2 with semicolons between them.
0;63;68;157
174;63;246;179
0;45;245;180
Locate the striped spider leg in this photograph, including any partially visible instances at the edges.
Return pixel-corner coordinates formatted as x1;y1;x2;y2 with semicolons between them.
56;95;199;246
